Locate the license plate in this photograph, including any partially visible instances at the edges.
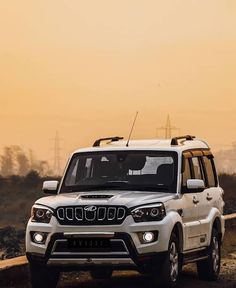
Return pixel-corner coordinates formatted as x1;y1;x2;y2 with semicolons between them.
68;238;110;250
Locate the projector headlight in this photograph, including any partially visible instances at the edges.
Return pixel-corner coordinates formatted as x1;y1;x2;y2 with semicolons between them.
131;203;166;223
31;206;53;223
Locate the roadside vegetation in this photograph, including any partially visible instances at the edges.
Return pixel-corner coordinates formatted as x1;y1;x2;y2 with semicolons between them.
0;172;235;259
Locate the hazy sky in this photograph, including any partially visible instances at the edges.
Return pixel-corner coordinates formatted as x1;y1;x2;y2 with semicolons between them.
0;0;236;164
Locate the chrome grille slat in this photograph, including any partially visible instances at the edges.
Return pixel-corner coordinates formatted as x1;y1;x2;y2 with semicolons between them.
97;207;106;221
57;208;65;220
108;207;116;221
75;207;83;221
56;206;127;225
117;207;126;220
66;208;74;221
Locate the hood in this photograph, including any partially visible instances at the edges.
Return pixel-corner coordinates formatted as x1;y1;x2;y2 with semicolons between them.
35;190;175;209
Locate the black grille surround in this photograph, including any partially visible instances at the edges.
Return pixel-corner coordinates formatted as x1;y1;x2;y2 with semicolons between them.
55;205;129;225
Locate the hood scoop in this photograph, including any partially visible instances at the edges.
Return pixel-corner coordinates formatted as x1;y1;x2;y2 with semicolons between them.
80;195;113;199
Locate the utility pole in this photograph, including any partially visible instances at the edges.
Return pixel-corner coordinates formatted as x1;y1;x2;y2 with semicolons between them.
156;115;180;139
53;131;63;176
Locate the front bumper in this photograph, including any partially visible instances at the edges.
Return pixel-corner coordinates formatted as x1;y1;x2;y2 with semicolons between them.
26;232;168;271
26;214;175;270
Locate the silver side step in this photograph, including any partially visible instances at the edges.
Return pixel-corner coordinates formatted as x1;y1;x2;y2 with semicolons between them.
183;247;209;265
47;258;135;266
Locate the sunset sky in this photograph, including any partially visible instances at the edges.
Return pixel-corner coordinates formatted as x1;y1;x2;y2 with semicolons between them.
0;0;236;165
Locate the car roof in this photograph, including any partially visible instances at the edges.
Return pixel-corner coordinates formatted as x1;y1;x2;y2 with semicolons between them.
72;138;210;155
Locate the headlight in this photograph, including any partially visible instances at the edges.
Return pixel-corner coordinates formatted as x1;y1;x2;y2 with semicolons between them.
31;206;53;223
131;203;166;222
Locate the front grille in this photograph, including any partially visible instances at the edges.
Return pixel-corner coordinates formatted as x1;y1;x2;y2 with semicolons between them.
55;206;128;225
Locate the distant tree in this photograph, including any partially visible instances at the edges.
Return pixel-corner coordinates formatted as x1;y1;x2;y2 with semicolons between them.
0;146;52;177
29;149;52;176
16;152;30;176
9;175;22;185
23;170;40;187
37;160;52;176
29;149;38;171
0;147;14;176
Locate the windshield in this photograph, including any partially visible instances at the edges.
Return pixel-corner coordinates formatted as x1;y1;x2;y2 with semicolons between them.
60;151;178;193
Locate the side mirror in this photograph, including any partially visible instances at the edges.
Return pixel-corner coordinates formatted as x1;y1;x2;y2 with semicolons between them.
186;179;205;192
42;181;59;194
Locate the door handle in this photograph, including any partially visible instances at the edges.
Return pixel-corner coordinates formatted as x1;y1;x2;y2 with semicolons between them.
193;196;199;204
206;194;213;201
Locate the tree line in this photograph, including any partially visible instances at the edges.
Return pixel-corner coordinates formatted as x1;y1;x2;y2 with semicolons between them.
0;146;52;177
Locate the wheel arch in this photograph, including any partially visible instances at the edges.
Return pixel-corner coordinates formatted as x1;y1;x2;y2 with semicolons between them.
172;222;184;253
212;216;222;243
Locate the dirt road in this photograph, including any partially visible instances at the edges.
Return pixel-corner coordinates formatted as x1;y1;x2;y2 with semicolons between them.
6;257;236;288
57;258;236;288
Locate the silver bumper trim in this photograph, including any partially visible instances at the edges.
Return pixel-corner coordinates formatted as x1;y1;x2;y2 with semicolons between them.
63;232;115;238
47;258;135;266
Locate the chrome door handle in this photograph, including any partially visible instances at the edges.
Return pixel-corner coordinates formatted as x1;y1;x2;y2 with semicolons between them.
206;194;213;201
193;197;199;204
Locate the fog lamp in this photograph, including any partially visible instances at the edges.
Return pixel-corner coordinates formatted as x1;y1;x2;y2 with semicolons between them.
32;232;47;244
143;232;155;243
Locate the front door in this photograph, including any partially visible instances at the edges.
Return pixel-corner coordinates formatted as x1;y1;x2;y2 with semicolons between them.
181;154;201;250
197;155;219;246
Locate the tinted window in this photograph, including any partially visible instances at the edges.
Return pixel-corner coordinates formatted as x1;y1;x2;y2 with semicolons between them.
61;151;178;193
182;158;192;187
203;157;217;187
191;157;203;180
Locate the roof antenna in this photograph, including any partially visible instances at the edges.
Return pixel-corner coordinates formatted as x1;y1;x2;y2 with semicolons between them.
126;111;139;147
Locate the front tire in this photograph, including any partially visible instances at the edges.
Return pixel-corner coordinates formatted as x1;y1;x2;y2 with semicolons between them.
197;228;221;281
29;262;60;288
152;233;180;288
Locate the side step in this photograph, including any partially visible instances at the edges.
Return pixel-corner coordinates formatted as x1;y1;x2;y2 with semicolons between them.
183;248;209;264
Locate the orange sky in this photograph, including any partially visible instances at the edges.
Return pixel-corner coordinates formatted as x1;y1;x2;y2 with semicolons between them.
0;0;236;165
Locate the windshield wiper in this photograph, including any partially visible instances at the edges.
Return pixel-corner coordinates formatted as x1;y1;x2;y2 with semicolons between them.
68;182;170;193
69;184;127;192
132;186;170;192
104;181;170;192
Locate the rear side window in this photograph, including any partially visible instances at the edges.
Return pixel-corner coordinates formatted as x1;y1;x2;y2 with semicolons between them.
182;158;192;187
190;156;208;187
203;157;217;187
191;157;203;180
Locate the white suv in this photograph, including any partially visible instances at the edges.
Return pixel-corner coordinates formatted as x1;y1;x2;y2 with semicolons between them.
26;135;225;288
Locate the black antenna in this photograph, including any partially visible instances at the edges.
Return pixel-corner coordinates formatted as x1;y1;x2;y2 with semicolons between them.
126;111;139;147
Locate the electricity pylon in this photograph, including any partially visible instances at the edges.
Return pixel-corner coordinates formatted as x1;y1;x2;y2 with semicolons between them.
53;131;63;176
156;115;180;139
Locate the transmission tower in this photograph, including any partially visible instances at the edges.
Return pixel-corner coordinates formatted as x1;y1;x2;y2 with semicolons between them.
156;115;180;139
53;131;62;176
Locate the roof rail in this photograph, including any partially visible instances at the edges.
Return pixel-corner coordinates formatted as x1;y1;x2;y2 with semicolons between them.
171;135;196;146
93;136;124;147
